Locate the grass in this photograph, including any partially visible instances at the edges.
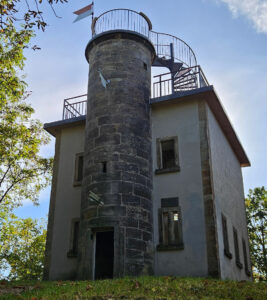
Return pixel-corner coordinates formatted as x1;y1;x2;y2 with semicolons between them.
0;276;266;300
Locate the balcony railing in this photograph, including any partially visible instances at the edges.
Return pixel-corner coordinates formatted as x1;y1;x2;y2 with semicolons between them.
63;94;87;120
61;10;210;120
92;9;197;68
152;65;209;98
93;9;151;38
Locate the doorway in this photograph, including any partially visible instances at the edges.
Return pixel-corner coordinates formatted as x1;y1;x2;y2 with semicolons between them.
94;230;114;280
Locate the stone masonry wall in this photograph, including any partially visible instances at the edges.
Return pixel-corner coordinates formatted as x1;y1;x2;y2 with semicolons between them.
78;32;155;279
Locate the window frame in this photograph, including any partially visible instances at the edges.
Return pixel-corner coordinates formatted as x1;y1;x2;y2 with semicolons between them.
242;238;251;276
67;218;80;258
73;152;84;186
233;227;243;269
155;136;180;175
157;197;183;251
221;213;232;259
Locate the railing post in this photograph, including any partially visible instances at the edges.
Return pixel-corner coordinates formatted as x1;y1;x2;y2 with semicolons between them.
159;75;162;97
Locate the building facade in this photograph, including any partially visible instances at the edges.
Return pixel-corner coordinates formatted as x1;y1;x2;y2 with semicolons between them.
43;9;252;281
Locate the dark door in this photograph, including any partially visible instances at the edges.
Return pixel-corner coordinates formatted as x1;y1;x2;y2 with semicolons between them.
95;231;114;280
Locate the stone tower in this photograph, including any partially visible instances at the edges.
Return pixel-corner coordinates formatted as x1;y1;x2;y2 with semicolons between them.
44;8;252;282
77;31;156;279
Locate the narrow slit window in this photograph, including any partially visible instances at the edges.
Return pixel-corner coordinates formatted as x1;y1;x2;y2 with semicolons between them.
74;153;84;186
72;221;79;255
77;156;83;181
222;214;232;259
102;161;107;173
67;220;80;258
242;238;251;276
233;227;243;269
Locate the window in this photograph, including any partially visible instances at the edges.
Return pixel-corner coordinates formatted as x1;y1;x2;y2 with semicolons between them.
157;197;183;251
221;214;232;259
156;137;180;174
233;227;243;269
67;219;80;258
74;153;84;186
242;238;251;276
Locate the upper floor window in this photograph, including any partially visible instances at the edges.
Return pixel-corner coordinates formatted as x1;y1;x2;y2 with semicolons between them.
73;153;84;186
157;197;183;251
221;214;232;259
155;136;180;174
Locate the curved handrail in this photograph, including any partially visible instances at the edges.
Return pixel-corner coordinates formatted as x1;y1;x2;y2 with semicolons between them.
93;9;151;38
150;31;197;67
92;9;197;68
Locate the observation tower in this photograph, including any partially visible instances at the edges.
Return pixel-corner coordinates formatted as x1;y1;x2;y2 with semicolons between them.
44;9;252;281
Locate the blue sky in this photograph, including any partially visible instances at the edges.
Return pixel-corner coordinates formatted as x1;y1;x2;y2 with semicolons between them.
15;0;267;219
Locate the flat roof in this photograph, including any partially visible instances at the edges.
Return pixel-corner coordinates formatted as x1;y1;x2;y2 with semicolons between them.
44;86;250;167
150;86;250;167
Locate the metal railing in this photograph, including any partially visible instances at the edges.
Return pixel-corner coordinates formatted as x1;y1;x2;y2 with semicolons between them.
152;65;209;98
92;9;197;67
149;31;197;67
63;94;87;120
93;9;151;38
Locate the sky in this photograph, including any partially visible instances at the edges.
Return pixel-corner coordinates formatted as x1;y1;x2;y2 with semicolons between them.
15;0;267;219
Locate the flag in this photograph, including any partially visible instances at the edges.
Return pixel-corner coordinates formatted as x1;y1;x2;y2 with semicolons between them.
98;70;110;89
73;3;94;23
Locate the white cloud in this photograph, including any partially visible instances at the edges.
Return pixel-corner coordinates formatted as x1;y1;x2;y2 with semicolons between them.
220;0;267;33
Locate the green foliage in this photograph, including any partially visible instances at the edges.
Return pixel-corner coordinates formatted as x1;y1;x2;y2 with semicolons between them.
0;0;68;207
0;95;53;207
0;210;47;281
0;277;266;299
246;187;267;280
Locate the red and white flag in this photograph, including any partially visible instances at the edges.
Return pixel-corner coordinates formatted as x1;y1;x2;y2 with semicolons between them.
73;2;94;23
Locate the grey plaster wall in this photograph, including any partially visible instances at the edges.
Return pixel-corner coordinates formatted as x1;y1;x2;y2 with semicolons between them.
151;100;208;277
49;125;85;280
207;105;252;280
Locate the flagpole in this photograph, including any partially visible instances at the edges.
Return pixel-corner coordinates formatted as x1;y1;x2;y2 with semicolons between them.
92;1;94;22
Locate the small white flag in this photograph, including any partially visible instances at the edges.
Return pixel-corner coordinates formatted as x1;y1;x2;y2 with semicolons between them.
98;70;110;88
73;3;94;23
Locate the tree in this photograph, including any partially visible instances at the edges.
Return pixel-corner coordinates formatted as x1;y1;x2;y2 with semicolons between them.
245;187;267;280
0;0;67;207
0;209;47;280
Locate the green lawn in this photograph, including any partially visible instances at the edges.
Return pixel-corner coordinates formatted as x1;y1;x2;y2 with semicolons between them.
0;276;266;299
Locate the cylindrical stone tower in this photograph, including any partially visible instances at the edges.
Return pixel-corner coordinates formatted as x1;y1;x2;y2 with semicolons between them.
78;23;155;279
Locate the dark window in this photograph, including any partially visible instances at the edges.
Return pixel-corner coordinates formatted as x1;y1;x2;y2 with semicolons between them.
158;197;183;251
222;214;232;259
233;227;243;269
102;161;107;173
242;238;251;276
72;221;79;255
74;153;83;186
67;220;79;258
77;156;83;181
161;140;175;169
155;137;180;174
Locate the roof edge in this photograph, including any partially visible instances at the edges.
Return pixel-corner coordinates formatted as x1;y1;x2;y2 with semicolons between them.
150;87;250;168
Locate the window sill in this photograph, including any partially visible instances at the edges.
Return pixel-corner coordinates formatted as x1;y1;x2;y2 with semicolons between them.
73;181;82;187
155;166;180;175
224;249;232;259
236;261;243;269
157;243;184;251
67;250;78;258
